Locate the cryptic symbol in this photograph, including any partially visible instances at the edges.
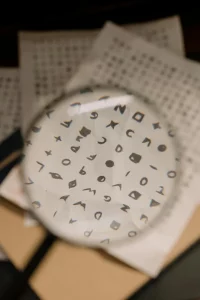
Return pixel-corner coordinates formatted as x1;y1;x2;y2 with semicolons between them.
60;120;72;128
150;199;160;207
110;220;120;230
132;112;145;122
106;120;119;129
26;141;32;146
76;136;83;142
80;87;93;93
53;211;57;217
142;137;151;147
129;191;141;200
69;219;77;224
26;140;32;146
104;195;111;202
128;231;137;237
84;230;93;237
115;144;123;152
112;183;122;190
79;126;91;137
140;214;148;223
158;144;167;152
94;212;102;220
62;159;71;166
90;112;98;119
150;165;158;170
140;177;148;186
71;146;80;153
168;130;175;137
79;166;86;175
121;204;130;212
153;122;161;129
32;201;41;208
156;186;164;195
167;171;176;178
32;126;41;133
60;195;69;201
46;110;54;118
25;177;34;185
129;153;142;163
83;188;96;195
49;172;63;180
98;95;110;101
98;137;107;144
100;239;110;244
70;102;81;107
105;160;114;167
114;105;126;114
54;136;62;142
125;171;130;176
126;129;134;137
45;150;52;156
73;201;86;210
97;176;106;182
36;161;45;172
69;180;77;189
87;155;97;161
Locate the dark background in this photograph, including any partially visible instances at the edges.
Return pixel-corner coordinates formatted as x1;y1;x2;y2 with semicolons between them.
0;1;200;66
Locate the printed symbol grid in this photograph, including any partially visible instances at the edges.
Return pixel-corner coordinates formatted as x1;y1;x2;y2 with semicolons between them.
19;16;183;131
30;28;178;100
23;89;177;245
0;69;20;143
81;24;200;190
32;37;93;98
126;18;184;55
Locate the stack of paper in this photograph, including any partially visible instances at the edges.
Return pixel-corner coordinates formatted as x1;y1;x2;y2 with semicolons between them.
0;16;199;276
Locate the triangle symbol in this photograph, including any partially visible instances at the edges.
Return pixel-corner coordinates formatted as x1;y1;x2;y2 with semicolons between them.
150;199;160;207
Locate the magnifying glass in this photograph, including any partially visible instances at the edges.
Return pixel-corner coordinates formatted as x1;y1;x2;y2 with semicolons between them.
1;86;180;299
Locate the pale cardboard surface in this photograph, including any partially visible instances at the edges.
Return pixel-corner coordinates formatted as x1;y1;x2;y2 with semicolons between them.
0;199;199;300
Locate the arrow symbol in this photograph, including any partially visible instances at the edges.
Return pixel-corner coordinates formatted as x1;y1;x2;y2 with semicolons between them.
36;161;45;172
121;204;130;212
83;188;96;195
60;195;70;201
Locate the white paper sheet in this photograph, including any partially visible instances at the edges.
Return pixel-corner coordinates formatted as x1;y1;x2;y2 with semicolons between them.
19;16;184;133
62;22;200;275
0;16;189;271
0;68;20;144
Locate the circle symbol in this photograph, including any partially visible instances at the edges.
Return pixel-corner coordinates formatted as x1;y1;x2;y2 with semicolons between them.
158;144;167;152
97;176;106;182
105;160;114;168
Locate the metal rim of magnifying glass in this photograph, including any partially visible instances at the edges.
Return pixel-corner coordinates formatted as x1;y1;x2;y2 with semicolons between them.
20;85;182;248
